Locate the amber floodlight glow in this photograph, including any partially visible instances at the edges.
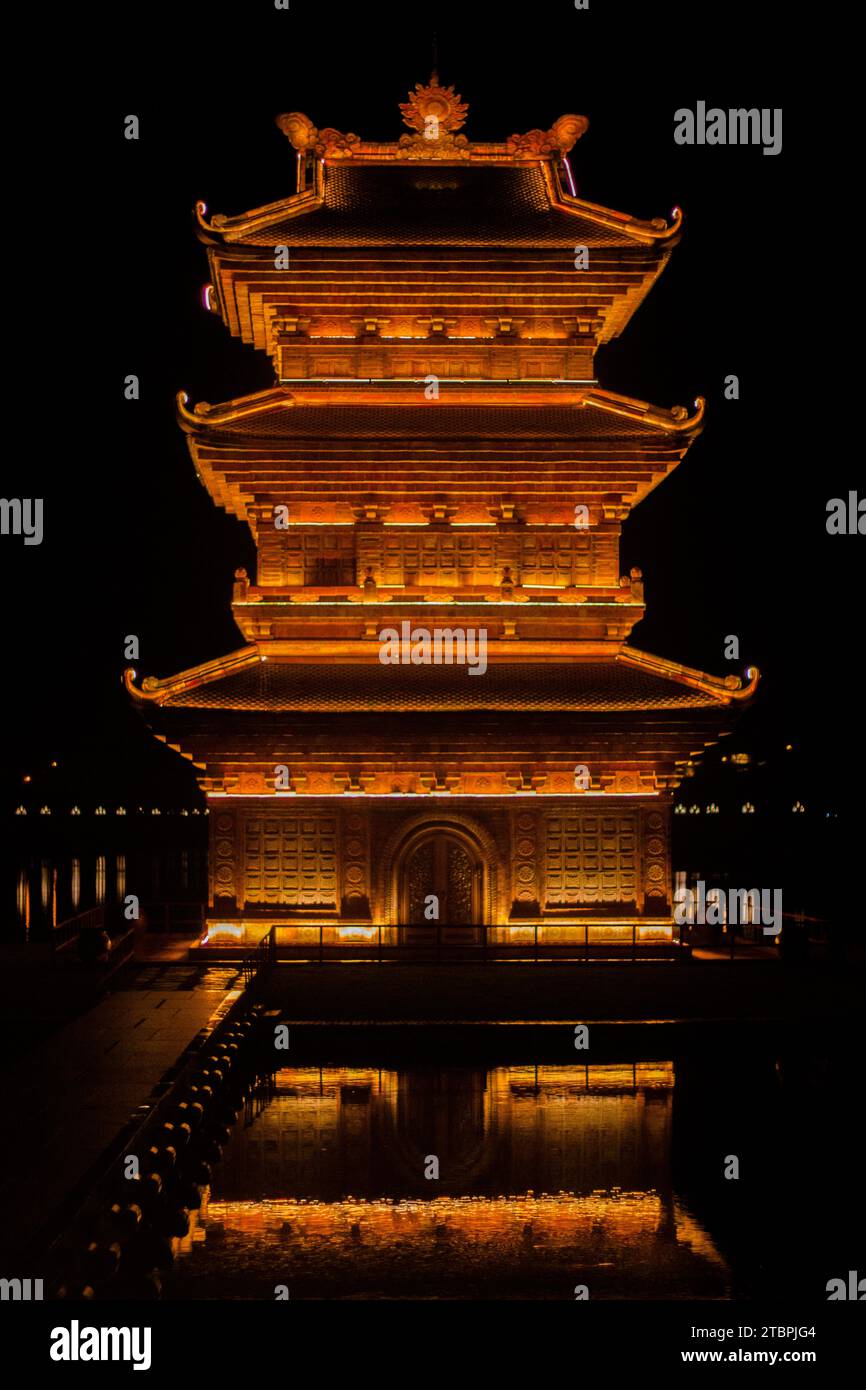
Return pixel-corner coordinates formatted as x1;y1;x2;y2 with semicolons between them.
129;75;758;954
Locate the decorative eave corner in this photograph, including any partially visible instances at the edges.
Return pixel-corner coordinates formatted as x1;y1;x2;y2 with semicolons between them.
586;390;706;435
176;387;295;433
621;646;760;704
124;648;261;706
544;163;683;246
194;175;325;244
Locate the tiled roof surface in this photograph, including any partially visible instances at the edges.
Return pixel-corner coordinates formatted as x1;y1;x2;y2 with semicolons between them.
234;166;657;250
200;402;673;441
161;661;721;712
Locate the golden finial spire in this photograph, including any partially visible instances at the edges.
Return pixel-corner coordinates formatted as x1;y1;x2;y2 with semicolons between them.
399;73;469;134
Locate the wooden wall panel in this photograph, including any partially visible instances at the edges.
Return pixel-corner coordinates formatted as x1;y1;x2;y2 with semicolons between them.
543;809;638;907
242;810;338;906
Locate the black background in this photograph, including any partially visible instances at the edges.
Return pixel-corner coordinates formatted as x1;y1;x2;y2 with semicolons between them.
3;0;857;817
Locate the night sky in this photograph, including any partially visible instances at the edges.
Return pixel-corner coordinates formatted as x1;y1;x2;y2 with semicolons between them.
4;2;853;817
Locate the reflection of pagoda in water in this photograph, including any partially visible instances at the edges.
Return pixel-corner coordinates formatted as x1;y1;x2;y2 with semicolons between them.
128;75;757;953
173;1065;728;1299
221;1064;676;1199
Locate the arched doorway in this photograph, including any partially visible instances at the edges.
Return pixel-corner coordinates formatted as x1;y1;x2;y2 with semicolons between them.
377;812;502;938
397;827;484;941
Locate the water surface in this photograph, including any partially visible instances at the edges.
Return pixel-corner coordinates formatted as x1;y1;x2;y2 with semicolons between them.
169;1060;730;1299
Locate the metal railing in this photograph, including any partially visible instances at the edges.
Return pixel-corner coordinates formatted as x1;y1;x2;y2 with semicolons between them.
240;919;681;965
242;925;277;989
141;900;206;933
690;910;829;960
50;905;135;974
51;906;106;957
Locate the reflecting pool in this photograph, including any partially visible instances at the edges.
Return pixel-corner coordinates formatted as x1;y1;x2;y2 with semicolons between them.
169;1061;731;1299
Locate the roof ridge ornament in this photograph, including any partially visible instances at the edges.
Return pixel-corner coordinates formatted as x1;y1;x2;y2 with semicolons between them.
399;72;469;135
274;80;588;167
507;114;589;156
396;72;471;159
275;111;361;159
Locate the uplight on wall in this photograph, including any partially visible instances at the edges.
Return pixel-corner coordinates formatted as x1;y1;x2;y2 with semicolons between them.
208;923;245;941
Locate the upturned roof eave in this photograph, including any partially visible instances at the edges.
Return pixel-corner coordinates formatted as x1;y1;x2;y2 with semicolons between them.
175;384;706;437
195;157;682;250
124;645;758;712
620;645;760;704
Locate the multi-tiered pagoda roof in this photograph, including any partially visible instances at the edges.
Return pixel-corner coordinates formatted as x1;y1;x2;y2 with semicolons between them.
127;76;756;940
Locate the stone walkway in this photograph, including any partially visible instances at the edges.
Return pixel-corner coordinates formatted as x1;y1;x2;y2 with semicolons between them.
0;963;241;1264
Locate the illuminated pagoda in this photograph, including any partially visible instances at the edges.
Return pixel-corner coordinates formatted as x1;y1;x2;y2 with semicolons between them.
127;75;757;954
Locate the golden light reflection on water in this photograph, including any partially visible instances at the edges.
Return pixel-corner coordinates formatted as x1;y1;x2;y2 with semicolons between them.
171;1063;729;1299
